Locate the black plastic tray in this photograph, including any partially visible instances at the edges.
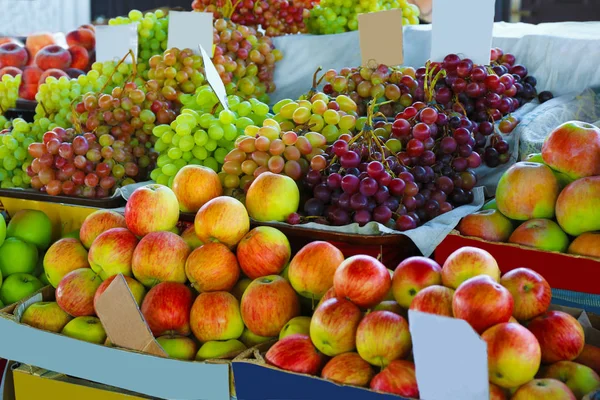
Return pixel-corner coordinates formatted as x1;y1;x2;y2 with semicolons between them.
0;188;125;209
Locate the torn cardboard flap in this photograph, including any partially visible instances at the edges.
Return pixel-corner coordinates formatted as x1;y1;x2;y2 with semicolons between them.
95;275;167;358
358;9;404;67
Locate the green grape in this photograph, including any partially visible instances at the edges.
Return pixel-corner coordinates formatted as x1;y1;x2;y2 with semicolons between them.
168;147;183;160
203;157;219;172
214;148;228;164
162;163;178;176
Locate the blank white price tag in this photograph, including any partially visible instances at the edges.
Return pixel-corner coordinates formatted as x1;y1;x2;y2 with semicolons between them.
168;11;213;56
199;44;229;111
95;25;138;63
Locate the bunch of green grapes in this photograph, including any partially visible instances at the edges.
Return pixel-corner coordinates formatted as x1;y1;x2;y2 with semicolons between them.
109;9;169;79
0;118;35;189
150;85;271;187
0;74;21;115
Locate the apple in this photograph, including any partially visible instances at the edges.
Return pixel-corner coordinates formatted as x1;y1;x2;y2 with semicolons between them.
67;45;89;70
231;278;252;302
392;256;442;308
457;209;514;242
241;275;300;337
132;231;190;288
22;65;43;84
356;311;411;367
34;45;72;70
556;176;600;236
25;33;56;59
317;287;339;309
190;291;244;342
6;209;53;250
0;213;5;247
500;268;551;321
0;273;43;305
156;335;197;361
512;379;576;400
0;42;28;68
542;121;600;180
172;165;223;213
508;219;570;252
288;241;345;300
321;352;374;387
540;361;600;399
194;196;249;249
576;345;600;375
139;282;192;337
180;224;203;250
528;311;585;364
240;327;273;347
309;297;362;357
333;255;390;309
38;68;69;85
441;246;500;289
496;162;560;220
279;316;312;340
237;227;291;279
526;153;574;189
409;285;454;317
0;237;39;276
483;198;498;210
482;322;541;388
88;228;138;280
490;383;508;400
265;334;325;375
94;275;146;313
568;233;600;259
66;28;95;51
55;268;102;317
196;339;247;361
245;172;300;222
0;66;22;77
125;184;179;237
43;238;89;287
21;301;72;333
61;316;107;344
370;360;419;398
374;301;405;316
185;243;240;292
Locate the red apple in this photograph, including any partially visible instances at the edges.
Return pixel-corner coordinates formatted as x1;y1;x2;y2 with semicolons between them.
542;121;600;180
185;243;240;292
508;218;570;253
457;209;515;242
321;352;374;387
409;285;454;317
132;231;190;288
309;297;362;357
34;45;72;70
576;345;600;375
125;184;179;237
265;334;325;375
66;28;95;51
38;68;68;86
370;360;419;398
180;224;203;250
317;287;339;309
22;65;43;84
141;282;193;337
356;311;411;367
172;165;223;213
79;209;127;249
441;246;500;289
568;233;600;259
288;241;345;300
88;228;139;280
241;275;300;337
43;238;90;288
94;275;146;312
528;311;585;364
333;255;391;309
68;45;89;70
190;291;244;342
556;176;600;236
0;42;28;68
236;227;291;279
56;268;102;317
500;268;551;321
540;361;600;399
490;383;508;400
453;275;514;334
392;256;442;308
511;379;576;400
195;196;249;249
25;33;56;60
0;66;22;77
482;322;542;388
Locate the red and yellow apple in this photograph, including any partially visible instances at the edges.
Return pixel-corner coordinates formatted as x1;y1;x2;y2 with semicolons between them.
356;311;411;367
236;227;291;279
194;196;249;248
88;228;138;280
441;246;500;289
526;153;574;189
245;172;300;222
156;335;197;361
94;275;146;313
21;301;72;333
43;238;90;287
540;361;600;399
556;176;600;236
321;352;374;387
265;334;325;375
190;291;244;342
500;268;551;321
141;282;193;337
370;360;419;398
392;256;442;308
185;243;240;292
568;233;600;259
56;268;102;317
172;165;223;213
124;184;179;237
196;339;247;361
309;297;362;356
279;316;312;340
508;219;570;252
511;378;576;400
528;311;585;364
457;209;514;242
79;209;127;249
576;345;600;375
333;255;391;309
490;383;508;400
240;327;273;347
132;231;190;287
61;316;107;344
231;278;252;302
374;300;405;316
180;224;203;250
409;285;454;317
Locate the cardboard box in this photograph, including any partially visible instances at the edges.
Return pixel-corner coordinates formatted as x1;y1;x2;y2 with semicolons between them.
0;278;232;400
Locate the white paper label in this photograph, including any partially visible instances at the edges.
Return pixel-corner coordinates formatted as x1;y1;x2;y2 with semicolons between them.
199;44;229;111
95;24;139;64
168;11;213;56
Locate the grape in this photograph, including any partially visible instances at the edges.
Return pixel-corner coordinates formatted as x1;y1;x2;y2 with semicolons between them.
0;74;21;114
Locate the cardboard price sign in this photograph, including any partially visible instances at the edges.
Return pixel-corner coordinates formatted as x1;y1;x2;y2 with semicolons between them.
95;25;139;63
358;9;404;67
168;11;213;57
199;44;229;111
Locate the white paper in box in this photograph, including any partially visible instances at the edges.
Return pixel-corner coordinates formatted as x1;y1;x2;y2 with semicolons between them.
95;24;138;63
168;11;213;57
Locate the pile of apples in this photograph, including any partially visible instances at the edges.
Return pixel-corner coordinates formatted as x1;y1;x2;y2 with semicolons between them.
458;121;600;260
0;25;96;101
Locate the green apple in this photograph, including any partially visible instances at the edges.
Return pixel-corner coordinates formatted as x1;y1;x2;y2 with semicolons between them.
231;278;252;302
280;264;290;282
0;299;4;308
240;327;274;347
0;213;6;247
0;273;44;305
279;316;311;340
195;339;246;361
482;199;498;210
6;209;53;250
0;237;39;276
62;229;80;240
38;271;50;286
21;301;72;333
62;316;106;344
540;361;600;399
156;335;197;361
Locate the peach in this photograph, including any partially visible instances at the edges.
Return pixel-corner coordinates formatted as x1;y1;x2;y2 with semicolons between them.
68;45;89;71
556;176;600;236
65;68;85;78
568;232;600;259
542;121;600;180
25;33;56;59
0;66;22;78
0;42;29;68
66;28;95;51
508;219;570;253
34;45;72;71
19;83;37;101
38;69;68;86
457;209;514;242
22;65;43;84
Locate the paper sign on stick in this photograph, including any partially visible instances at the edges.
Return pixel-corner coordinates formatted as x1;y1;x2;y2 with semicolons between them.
430;0;495;65
199;44;229;111
168;11;213;56
95;25;138;63
358;9;404;67
409;310;489;400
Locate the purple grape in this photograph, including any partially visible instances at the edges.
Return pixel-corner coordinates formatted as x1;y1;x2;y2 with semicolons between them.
304;198;325;216
331;189;342;206
431;190;447;204
452;157;468;172
340;151;361;169
367;198;377;212
420;150;436;166
360;177;378;196
353;209;372;226
373;205;392;224
458;144;473;158
341;174;360;194
338;192;351;209
436;176;454;193
306;170;321;185
327;173;342;189
331;208;350;226
374;186;390;204
395;215;417;231
440;137;457;154
382;197;399;211
403;196;417;211
346;167;360;176
313;183;331;203
350;193;368;210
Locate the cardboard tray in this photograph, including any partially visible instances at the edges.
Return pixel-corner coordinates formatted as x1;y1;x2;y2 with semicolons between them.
0;188;125;209
434;231;600;296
